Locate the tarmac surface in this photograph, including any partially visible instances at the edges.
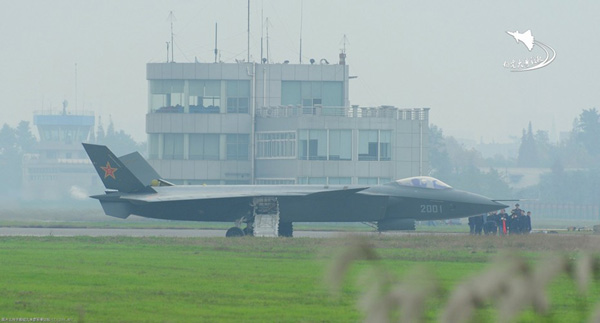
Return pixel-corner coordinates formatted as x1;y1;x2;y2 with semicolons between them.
0;227;569;237
0;227;385;238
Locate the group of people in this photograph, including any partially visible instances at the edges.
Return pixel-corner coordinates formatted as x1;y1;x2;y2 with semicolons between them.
468;203;532;235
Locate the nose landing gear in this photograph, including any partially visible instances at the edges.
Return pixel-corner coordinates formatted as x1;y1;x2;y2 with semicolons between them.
225;197;282;237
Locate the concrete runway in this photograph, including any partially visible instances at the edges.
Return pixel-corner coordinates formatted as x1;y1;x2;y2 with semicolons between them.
0;227;379;238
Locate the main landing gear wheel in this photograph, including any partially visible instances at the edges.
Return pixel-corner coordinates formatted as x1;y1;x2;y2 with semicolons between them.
243;225;254;236
225;227;245;237
278;222;293;237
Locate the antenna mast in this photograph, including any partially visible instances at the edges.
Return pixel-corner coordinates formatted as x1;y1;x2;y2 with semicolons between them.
168;11;175;62
214;22;218;63
74;63;78;111
266;18;270;63
299;0;303;64
166;42;169;62
260;4;264;63
247;0;250;62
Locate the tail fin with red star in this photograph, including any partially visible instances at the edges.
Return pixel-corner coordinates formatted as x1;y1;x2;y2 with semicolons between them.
83;143;155;193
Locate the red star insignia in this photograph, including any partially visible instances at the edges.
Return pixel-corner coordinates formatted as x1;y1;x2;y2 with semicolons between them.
100;161;118;179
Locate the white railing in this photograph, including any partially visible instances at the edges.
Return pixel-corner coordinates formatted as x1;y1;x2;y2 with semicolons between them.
256;105;429;121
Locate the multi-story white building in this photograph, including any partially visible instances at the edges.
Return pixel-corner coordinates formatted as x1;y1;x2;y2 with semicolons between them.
146;57;429;184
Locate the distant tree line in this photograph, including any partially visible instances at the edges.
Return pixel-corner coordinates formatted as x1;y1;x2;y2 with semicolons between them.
428;125;513;199
429;108;600;205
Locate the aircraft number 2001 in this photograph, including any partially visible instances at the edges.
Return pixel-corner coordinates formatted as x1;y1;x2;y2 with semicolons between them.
420;205;443;213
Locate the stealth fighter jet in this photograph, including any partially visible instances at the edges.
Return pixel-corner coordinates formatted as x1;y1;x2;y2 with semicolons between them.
83;143;507;237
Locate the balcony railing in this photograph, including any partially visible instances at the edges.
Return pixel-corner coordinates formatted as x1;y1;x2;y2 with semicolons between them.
255;105;429;121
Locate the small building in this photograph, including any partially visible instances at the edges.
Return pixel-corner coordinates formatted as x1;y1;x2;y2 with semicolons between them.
21;105;99;200
146;57;429;185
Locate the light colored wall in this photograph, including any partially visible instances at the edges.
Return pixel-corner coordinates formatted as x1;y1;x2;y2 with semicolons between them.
146;62;427;183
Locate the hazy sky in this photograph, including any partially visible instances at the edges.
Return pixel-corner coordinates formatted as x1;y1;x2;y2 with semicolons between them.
2;1;599;143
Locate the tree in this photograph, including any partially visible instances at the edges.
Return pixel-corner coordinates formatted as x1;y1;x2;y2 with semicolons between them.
0;124;23;193
428;125;452;177
15;121;37;154
106;115;115;138
96;116;105;143
517;122;538;167
574;108;600;156
428;124;512;198
100;129;141;157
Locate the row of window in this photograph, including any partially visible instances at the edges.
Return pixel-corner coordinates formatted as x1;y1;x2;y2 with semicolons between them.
151;129;393;161
150;80;250;113
38;126;91;143
149;80;344;113
152;134;249;160
257;130;391;161
281;81;343;107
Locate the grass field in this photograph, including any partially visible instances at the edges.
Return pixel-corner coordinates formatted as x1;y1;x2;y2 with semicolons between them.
2;234;600;322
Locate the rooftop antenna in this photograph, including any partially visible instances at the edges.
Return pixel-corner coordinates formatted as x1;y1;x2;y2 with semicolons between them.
299;0;303;64
266;18;270;63
214;22;218;63
247;0;250;62
260;3;264;64
167;11;176;62
165;42;169;62
74;63;78;111
339;34;349;65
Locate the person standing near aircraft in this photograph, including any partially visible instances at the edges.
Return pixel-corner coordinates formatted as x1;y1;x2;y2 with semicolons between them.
509;204;523;234
474;214;484;235
485;211;499;235
497;209;508;235
522;211;532;234
468;216;476;234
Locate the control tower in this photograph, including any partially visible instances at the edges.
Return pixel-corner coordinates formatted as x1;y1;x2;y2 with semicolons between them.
21;101;99;200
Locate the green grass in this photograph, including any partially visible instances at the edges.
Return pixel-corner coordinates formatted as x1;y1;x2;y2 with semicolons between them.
1;235;600;322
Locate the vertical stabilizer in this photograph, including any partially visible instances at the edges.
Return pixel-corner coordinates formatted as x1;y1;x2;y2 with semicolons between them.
83;143;155;193
118;151;162;186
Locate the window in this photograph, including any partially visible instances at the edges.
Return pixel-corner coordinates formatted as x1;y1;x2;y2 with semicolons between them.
163;134;184;160
256;132;296;159
359;130;392;161
328;177;351;185
281;81;343;107
329;130;352;160
299;129;352;161
225;180;251;185
281;81;301;106
226;81;250;113
358;177;379;185
380;131;391;161
298;177;327;184
358;177;392;185
358;130;378;161
226;134;249;160
298;130;326;160
150;80;184;112
149;134;159;159
189;134;219;160
322;82;343;106
255;178;296;185
189;80;221;113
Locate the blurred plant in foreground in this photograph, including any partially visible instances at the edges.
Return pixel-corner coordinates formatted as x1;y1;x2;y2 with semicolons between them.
326;236;600;323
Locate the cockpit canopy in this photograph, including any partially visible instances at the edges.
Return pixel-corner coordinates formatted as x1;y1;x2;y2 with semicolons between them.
395;176;452;190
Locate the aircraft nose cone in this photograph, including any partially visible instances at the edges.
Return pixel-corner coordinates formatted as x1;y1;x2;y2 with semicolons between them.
471;195;509;213
452;191;509;217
